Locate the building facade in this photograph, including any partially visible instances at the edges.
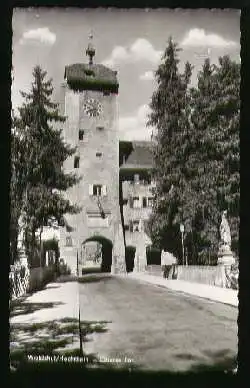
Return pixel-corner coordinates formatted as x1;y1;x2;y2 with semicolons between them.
120;141;155;271
58;36;125;275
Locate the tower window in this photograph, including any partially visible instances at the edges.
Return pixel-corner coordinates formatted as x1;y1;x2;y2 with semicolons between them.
132;220;140;232
96;152;102;157
133;196;140;208
79;130;85;140
93;185;102;196
74;156;80;168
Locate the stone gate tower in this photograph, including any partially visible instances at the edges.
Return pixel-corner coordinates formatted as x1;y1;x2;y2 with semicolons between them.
59;34;125;275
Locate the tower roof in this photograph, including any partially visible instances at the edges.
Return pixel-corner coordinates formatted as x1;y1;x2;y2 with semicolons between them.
64;32;119;93
64;63;119;94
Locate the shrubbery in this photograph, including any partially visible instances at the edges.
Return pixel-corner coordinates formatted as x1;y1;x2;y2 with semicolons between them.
146;246;161;266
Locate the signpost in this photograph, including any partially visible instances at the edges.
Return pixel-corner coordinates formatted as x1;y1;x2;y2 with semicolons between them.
180;223;185;266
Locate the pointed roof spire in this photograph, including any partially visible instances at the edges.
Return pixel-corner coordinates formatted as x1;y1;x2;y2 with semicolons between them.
86;31;95;65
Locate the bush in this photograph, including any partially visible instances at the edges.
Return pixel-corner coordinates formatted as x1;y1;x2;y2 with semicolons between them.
146;246;161;265
125;246;136;272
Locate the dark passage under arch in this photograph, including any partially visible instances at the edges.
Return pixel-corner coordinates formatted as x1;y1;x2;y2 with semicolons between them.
82;235;113;273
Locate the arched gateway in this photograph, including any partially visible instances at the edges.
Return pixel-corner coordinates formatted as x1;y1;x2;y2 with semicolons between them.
58;34;125;275
80;236;113;273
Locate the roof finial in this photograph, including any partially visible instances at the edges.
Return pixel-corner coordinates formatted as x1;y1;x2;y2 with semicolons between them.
86;31;95;65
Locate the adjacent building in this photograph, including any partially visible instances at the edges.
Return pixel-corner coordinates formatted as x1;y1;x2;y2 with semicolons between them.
120;141;155;271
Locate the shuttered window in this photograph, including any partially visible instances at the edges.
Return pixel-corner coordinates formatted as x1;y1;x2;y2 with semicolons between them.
89;184;93;196
89;184;107;196
93;185;102;196
102;185;107;196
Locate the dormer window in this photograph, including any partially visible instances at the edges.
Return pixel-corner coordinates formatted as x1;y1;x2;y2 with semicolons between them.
79;130;85;141
74;156;80;168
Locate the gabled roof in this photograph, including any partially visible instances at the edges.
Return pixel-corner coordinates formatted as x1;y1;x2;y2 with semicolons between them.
120;141;153;170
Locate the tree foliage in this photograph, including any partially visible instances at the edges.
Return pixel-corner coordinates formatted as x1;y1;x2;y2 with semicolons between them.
11;65;81;264
147;37;240;264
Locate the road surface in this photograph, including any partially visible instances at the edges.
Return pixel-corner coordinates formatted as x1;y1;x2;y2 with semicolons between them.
79;274;237;372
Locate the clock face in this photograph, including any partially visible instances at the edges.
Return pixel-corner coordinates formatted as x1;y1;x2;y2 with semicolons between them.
83;98;103;117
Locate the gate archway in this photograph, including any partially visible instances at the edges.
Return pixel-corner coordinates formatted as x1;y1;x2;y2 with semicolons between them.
80;235;113;274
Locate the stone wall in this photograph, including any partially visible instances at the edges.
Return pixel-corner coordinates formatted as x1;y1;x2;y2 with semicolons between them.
175;265;220;286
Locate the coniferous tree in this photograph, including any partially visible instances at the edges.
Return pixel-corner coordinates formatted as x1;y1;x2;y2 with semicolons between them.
189;56;240;258
10;114;29;264
12;65;81;264
147;37;193;260
147;39;240;263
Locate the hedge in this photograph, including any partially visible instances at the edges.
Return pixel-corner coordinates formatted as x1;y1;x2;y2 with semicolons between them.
146;246;161;266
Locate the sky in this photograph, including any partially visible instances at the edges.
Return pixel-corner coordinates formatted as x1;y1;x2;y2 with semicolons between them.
12;8;240;141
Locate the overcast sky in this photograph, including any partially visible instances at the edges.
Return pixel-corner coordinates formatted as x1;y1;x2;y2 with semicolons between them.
12;8;240;141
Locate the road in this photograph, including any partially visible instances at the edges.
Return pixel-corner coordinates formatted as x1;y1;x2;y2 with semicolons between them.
79;274;237;372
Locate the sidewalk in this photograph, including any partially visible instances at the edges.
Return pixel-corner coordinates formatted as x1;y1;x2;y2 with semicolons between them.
10;281;79;325
125;272;238;307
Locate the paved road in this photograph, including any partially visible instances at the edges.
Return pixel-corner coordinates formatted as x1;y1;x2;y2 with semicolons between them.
79;275;237;372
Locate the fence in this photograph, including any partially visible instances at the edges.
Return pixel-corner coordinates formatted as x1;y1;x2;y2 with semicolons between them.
145;264;238;289
9;264;56;300
9;265;30;300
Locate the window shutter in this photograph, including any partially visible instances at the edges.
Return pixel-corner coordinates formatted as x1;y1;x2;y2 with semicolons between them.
89;184;93;196
102;185;107;196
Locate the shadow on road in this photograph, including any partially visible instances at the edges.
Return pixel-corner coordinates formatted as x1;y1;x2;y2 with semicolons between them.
78;274;112;284
10;317;111;372
10;300;64;317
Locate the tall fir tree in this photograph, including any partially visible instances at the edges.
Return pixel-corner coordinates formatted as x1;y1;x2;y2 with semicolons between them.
189;56;240;258
12;65;81;264
10;113;29;264
147;37;193;261
147;41;239;263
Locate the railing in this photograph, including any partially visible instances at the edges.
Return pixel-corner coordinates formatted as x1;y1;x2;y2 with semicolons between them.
9;264;30;300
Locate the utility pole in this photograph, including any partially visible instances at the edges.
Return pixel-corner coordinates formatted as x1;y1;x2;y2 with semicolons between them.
180;223;185;266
